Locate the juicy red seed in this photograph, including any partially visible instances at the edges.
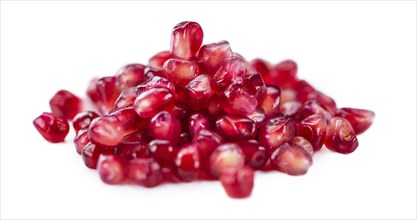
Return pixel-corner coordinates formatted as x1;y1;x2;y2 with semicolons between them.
49;90;83;120
212;56;246;93
134;87;175;118
220;166;254;199
95;76;120;115
336;107;375;135
148;50;173;70
97;155;126;184
197;41;233;75
270;143;313;176
299;100;332;121
208;143;245;178
207;95;224;118
249;59;272;85
325;117;359;154
74;129;90;154
220;83;258;116
172;102;189;120
244;72;267;100
238;140;269;169
149;139;178;169
259;85;281;119
297;114;327;152
174;143;201;182
269;59;298;88
113;135;149;160
184;74;214;111
280;89;297;103
307;91;337;115
115;64;146;90
215;115;256;140
33;112;70;143
82;142;113;169
149;111;181;143
246;106;266;128
170;21;203;60
72;111;99;133
188;111;212;137
136;76;176;96
289;136;314;156
192;129;223;159
295;80;316;102
109;105;145;135
145;66;166;79
280;101;302;117
87;77;100;105
88;116;125;147
258;116;296;151
178;132;191;146
114;87;137;109
127;158;163;187
163;58;200;88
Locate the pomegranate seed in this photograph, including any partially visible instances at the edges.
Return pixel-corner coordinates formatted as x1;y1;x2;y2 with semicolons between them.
280;101;302;117
259;86;281;119
220;83;258;116
212;56;246;93
188;111;212;137
297;114;327;152
97;155;126;184
174;143;202;182
145;66;166;79
207;95;224;118
307;91;337;115
197;41;233;75
246;106;266;128
238;140;269;169
114;87;137;109
280;89;297;103
170;21;203;60
163;58;200;87
289;136;314;156
220;166;254;199
295;80;316;102
270;143;312;175
148;50;173;70
72;111;99;133
172;101;189;120
109;105;145;135
325;117;359;154
82;142;112;169
336;108;375;135
49;90;83;120
208;143;245;178
134;87;175;118
88;116;125;147
115;64;146;90
95;76;121;115
183;74;214;111
149;111;181;143
215;115;256;140
299;100;332;121
244;72;267;100
127;158;163;187
258;116;296;151
136;75;176;95
87;77;99;105
249;59;272;85
113;134;149;160
178;132;191;146
74;129;90;154
192;129;223;159
149;139;178;169
269;60;298;88
33;112;70;143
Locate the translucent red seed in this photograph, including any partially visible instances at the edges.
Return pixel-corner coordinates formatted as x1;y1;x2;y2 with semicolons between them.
197;41;233;75
115;64;146;90
215;115;256;140
97;155;126;184
258;116;296;151
49;90;83;120
33;112;70;143
174;143;202;182
324;117;359;154
163;58;200;87
72;111;100;133
134;87;175;118
208;143;245;178
270;143;313;176
127;158;163;187
88;116;125;147
170;21;203;60
336;107;375;135
220;166;254;199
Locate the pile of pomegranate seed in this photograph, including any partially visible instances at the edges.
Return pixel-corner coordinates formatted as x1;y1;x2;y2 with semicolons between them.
33;21;375;199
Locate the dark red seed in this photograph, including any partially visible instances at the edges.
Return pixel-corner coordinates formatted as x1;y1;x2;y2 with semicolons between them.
174;143;202;182
149;111;181;143
270;143;312;175
183;74;214;111
113;134;149;160
215;115;256;140
238;140;269;169
74;129;90;154
249;59;272;85
88;116;124;147
188;111;212;137
114;87;137;109
136;75;176;96
127;158;163;187
97;155;126;184
324;117;359;154
212;56;246;93
258;116;296;151
307;91;337;116
299;100;332;121
220;166;254;199
244;72;267;100
82;142;112;169
297;114;327;152
149;139;178;169
148;50;173;70
208;143;245;178
95;76;120;115
259;86;281;119
207;95;224;119
192;129;223;159
269;60;298;88
109;105;145;135
335;108;375;135
163;58;200;87
33;112;70;143
134;87;175;118
246;106;266;128
115;64;146;90
220;83;258;116
197;41;233;75
170;21;203;60
295;80;316;102
72;111;99;133
49;90;83;120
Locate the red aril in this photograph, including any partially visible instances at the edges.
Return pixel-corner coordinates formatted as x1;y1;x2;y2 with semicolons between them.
197;41;233;75
325;117;359;154
115;64;146;90
49;90;83;120
97;155;126;184
336;107;375;135
270;143;313;175
33;112;70;143
220;167;254;199
208;143;245;178
170;21;203;60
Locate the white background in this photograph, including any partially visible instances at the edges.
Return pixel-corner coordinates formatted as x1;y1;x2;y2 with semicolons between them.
1;1;416;219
